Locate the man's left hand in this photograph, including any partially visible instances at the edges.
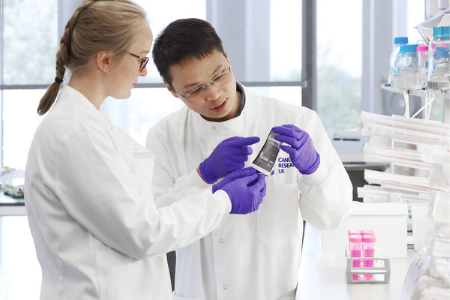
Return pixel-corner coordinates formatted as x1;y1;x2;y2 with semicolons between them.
272;124;320;174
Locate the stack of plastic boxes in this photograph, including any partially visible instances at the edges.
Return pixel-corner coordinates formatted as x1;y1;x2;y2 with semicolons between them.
416;192;450;299
360;111;450;296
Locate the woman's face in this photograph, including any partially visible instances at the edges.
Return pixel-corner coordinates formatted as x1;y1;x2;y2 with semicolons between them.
107;22;153;99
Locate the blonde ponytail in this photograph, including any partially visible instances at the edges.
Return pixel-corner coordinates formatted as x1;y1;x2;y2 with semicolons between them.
37;0;146;115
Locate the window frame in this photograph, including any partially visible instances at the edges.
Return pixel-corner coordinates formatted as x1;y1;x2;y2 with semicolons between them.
0;0;309;168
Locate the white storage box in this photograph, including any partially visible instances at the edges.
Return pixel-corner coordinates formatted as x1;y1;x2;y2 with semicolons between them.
321;202;408;258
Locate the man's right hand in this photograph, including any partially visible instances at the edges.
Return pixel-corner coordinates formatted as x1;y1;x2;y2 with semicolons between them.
213;167;266;214
199;136;260;184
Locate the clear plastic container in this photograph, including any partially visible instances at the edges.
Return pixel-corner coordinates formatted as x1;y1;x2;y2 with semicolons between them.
361;229;374;236
417;45;429;88
347;231;361;257
349;235;362;280
348;230;362;256
348;230;361;236
362;235;376;280
397;44;419;89
428;26;450;89
388;37;408;86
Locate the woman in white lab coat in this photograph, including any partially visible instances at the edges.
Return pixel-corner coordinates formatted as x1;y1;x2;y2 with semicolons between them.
24;1;265;299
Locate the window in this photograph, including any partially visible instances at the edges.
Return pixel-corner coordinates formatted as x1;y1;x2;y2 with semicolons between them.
3;1;441;299
3;90;44;170
3;1;442;298
3;0;58;85
271;0;303;83
133;0;206;85
104;0;303;144
1;0;57;298
1;1;303;298
316;0;362;137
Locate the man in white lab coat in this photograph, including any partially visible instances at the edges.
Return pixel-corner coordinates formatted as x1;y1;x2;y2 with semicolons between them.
146;18;353;300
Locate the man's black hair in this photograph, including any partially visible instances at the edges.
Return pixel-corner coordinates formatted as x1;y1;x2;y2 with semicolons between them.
152;18;225;86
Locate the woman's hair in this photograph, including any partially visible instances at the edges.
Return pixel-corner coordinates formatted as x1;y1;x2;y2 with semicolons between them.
152;18;224;87
37;0;147;115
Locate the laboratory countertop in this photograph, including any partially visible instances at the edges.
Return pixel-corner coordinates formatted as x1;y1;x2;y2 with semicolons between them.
0;192;26;216
297;224;417;300
1;197;419;298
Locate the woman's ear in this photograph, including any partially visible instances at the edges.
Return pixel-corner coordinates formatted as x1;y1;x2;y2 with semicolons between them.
96;51;111;73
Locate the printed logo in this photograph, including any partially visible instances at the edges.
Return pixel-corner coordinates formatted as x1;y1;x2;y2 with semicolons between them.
277;157;294;174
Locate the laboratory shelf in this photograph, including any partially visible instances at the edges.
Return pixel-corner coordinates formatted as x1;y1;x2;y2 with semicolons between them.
381;84;450;100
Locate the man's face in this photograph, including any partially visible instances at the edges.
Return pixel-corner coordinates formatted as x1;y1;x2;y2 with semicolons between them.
166;49;240;122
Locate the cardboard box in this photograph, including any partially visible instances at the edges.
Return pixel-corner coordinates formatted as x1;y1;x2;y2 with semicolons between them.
321;202;408;258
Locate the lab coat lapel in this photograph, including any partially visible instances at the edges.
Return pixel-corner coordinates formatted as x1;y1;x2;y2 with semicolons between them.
117;128;155;194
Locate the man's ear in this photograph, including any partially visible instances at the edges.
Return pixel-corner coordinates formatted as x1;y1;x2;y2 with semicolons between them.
223;47;231;65
164;81;179;99
96;51;111;73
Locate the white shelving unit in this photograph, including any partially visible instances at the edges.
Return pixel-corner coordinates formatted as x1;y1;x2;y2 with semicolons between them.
381;84;450;124
379;84;450;299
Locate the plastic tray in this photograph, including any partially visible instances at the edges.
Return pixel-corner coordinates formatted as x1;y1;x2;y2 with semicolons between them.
346;245;391;284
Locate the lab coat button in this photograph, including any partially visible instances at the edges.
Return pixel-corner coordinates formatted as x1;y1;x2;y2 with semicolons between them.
223;285;227;290
219;239;223;243
132;147;137;151
212;126;216;130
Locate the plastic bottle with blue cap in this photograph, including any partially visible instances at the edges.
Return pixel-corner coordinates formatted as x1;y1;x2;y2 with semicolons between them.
427;26;450;89
397;44;419;89
388;37;409;87
417;45;429;88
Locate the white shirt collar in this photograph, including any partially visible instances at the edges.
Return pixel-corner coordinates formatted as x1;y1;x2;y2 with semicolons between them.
190;82;258;135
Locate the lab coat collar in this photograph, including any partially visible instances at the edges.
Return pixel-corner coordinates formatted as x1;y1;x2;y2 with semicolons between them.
190;81;257;135
57;85;111;127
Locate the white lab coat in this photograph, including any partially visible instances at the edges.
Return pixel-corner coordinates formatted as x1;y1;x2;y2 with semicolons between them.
146;83;353;300
24;85;231;300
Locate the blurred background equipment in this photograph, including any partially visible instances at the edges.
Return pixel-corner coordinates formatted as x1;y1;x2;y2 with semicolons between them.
0;168;25;199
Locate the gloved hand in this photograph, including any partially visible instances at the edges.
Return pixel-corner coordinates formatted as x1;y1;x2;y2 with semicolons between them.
213;168;266;214
212;167;259;193
199;136;260;184
271;124;320;174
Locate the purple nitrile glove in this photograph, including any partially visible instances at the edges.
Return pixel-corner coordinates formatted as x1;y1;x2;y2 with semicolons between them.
272;124;320;175
212;167;258;193
213;169;266;214
199;136;260;184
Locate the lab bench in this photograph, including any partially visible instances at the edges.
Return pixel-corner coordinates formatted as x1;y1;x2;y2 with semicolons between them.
297;223;417;300
1;199;419;299
0;193;26;268
0;193;26;216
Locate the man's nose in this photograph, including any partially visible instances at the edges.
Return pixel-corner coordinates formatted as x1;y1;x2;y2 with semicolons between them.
204;84;221;101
